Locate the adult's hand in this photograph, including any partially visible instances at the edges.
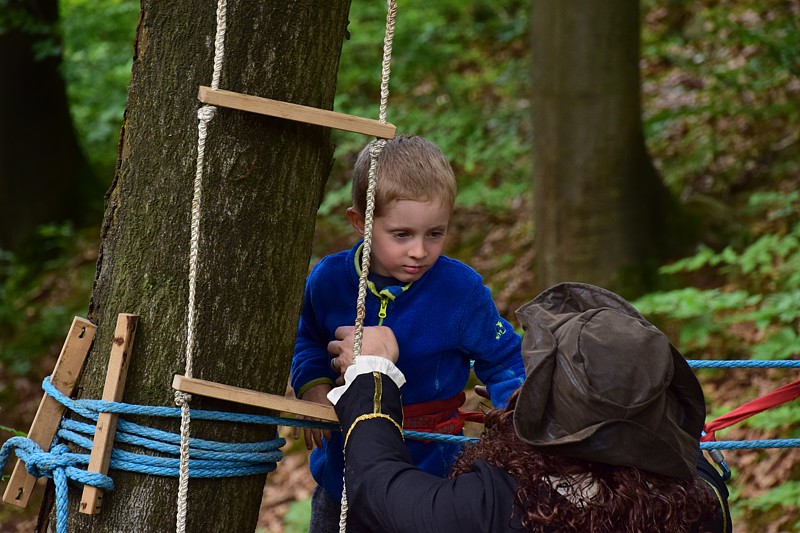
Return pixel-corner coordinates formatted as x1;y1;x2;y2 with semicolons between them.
328;325;400;377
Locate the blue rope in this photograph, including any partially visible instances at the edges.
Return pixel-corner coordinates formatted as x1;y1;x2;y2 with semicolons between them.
0;376;289;533
471;359;800;370
688;360;800;368
700;439;800;450
400;432;800;449
0;438;113;533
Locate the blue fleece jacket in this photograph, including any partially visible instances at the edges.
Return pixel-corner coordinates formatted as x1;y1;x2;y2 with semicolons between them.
291;240;525;499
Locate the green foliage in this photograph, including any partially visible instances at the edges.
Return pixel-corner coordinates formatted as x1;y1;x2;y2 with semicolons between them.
635;191;800;354
322;0;531;217
0;425;26;438
750;326;800;360
254;497;312;533
641;1;800;203
741;404;800;433
282;497;313;533
0;224;94;377
0;0;61;59
634;287;759;349
60;0;139;175
748;480;800;513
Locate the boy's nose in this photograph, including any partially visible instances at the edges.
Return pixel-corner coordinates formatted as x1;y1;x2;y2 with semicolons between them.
408;239;427;259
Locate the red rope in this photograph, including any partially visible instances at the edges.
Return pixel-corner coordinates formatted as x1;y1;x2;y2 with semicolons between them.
701;378;800;442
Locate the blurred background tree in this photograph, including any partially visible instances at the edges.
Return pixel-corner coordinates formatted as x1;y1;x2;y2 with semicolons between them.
530;0;684;296
0;0;101;254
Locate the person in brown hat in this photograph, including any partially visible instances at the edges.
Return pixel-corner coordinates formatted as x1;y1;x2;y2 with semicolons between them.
327;282;731;532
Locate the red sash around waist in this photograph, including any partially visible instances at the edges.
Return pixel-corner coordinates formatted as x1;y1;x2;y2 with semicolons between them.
402;391;485;435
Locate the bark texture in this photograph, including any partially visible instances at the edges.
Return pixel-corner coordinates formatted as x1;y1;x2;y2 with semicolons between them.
40;1;352;531
530;0;670;297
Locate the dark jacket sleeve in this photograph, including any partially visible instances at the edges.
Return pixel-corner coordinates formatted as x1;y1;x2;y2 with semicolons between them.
696;453;733;533
335;372;520;533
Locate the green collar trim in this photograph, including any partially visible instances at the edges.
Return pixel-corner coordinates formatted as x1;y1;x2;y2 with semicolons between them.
353;242;413;299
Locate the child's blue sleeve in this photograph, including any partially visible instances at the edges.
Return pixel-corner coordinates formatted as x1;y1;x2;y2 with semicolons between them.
291;273;336;398
460;284;525;409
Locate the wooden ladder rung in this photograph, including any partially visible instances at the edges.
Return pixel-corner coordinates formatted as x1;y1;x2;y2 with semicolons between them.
172;374;338;422
198;86;396;139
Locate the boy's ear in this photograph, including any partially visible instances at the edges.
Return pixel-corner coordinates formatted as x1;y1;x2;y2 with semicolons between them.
346;207;365;235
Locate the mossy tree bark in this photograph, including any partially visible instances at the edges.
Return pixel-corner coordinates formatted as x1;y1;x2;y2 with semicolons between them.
39;1;352;531
530;0;674;297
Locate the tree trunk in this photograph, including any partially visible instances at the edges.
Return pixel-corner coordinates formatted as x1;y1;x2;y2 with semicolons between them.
39;1;352;531
0;0;96;253
530;0;670;297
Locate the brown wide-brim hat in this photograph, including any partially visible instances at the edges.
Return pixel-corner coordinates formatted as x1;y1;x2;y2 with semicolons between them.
513;282;705;479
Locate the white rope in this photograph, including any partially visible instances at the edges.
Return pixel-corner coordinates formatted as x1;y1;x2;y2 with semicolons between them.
175;1;227;532
352;0;397;359
351;139;387;358
342;3;397;530
209;1;227;91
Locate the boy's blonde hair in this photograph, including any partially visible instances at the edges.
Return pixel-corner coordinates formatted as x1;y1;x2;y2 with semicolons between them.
351;135;456;217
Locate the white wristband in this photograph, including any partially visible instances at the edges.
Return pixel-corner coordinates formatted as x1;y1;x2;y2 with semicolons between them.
327;356;406;405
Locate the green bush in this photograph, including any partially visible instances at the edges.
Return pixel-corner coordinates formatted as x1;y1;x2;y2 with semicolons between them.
324;0;531;220
635;192;800;356
61;0;139;176
641;1;800;202
0;224;94;378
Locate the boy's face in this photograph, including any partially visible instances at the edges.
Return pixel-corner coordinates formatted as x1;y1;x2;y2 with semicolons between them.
347;199;450;283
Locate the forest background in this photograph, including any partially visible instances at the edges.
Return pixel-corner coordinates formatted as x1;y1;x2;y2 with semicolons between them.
1;0;798;531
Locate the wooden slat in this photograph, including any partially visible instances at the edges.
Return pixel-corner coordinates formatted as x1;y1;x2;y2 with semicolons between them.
79;314;138;515
2;317;97;508
198;86;396;139
172;374;337;422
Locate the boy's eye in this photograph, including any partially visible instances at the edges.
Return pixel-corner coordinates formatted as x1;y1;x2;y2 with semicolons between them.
429;231;445;238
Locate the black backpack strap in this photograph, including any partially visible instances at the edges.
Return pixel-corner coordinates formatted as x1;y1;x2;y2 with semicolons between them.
696;452;733;533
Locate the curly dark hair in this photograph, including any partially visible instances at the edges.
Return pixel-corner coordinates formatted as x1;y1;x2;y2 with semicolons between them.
450;391;718;532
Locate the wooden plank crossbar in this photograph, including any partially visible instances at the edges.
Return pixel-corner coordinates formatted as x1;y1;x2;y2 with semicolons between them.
171;374;337;422
198;86;397;139
79;313;138;515
2;317;97;508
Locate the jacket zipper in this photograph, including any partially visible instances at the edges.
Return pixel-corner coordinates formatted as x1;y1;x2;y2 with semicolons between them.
378;296;389;325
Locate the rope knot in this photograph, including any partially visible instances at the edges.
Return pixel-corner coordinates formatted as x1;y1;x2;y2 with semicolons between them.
0;438;77;479
25;444;69;478
174;390;192;406
369;139;387;158
197;105;217;122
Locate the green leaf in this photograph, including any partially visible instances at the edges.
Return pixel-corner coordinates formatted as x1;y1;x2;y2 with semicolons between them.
750;327;800;361
747;481;800;513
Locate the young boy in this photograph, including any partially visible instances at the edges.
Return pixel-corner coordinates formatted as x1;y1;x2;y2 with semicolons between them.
291;135;525;532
